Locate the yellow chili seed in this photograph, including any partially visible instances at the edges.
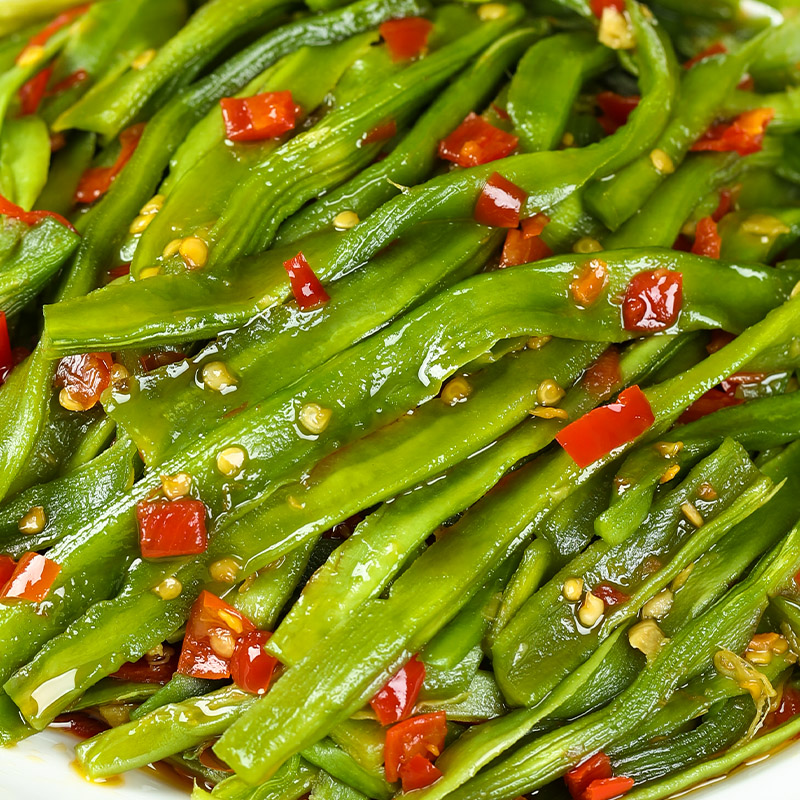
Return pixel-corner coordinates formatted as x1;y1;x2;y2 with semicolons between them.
179;236;208;270
202;361;237;392
530;407;569;420
110;363;130;384
129;214;154;235
642;589;673;620
653;440;683;458
660;464;681;484
299;402;332;434
217;446;246;476
697;482;718;501
18;506;46;534
162;238;183;259
209;557;240;584
740;213;791;238
527;335;552;350
628;620;667;658
161;472;192;500
218;609;244;633
747;650;773;666
154;577;182;600
287;495;305;510
671;563;694;591
441;376;472;406
578;592;604;627
650;148;675;174
132;49;157;70
333;211;360;230
478;3;508;20
573;237;603;254
140;194;165;216
138;266;161;280
598;7;635;50
681;501;704;528
562;578;583;602
17;45;45;67
58;387;90;412
209;630;236;659
537;378;565;407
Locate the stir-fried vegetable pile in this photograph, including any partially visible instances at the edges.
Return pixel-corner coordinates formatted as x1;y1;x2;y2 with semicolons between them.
0;0;799;798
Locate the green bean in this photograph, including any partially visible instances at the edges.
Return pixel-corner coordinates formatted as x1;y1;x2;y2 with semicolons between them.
719;207;800;262
0;116;50;211
301;739;392;800
310;772;368;800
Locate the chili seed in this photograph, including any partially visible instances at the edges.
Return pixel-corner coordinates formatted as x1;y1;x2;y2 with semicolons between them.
441;376;472;406
299;402;332;434
218;609;244;633
628;620;667;658
138;267;161;280
140;194;165;216
179;237;208;270
58;387;90;412
642;589;673;620
681;501;704;528
478;3;508;19
209;557;240;583
578;592;604;627
154;577;182;600
659;464;681;484
653;440;683;458
217;446;246;476
161;472;192;500
209;630;236;659
202;361;237;392
562;578;583;602
671;563;694;591
650;148;675;174
530;407;569;420
697;482;718;500
132;49;156;70
741;214;790;237
573;237;603;254
527;335;552;350
129;215;154;234
333;211;360;230
537;378;565;407
18;506;46;534
162;238;183;259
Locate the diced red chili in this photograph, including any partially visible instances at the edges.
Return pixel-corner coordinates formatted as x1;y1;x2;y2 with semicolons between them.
55;352;113;409
139;349;185;372
596;91;639;135
590;0;624;18
0;193;75;231
737;74;755;91
379;17;433;61
75;122;145;203
53;712;109;740
0;311;12;387
49;68;89;95
557;386;655;469
492;103;509;121
584;776;635;800
19;66;53;115
566;752;613;799
19;4;91;59
683;42;727;70
593;582;630;607
707;330;735;354
474;172;527;228
370;655;426;726
691;216;721;259
177;590;255;679
384;712;446;783
283;251;330;311
362;120;397;145
678;388;743;424
438;113;518;168
231;630;278;695
719;371;767;396
220;91;299;142
712;188;734;222
521;213;550;238
398;754;443;792
582;348;621;397
137;498;207;559
0;552;61;602
765;686;800;730
622;269;683;332
500;229;552;267
571;259;608;307
0;555;16;589
691;108;773;157
110;649;178;684
107;263;131;281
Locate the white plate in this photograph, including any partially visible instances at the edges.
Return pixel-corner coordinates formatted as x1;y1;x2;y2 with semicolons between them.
0;728;797;799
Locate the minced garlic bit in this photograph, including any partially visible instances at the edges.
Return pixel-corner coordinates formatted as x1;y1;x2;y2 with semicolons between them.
161;472;192;500
179;236;209;270
642;589;673;620
573;237;603;254
132;49;157;70
537;378;565;407
138;266;161;280
697;482;718;501
217;446;246;476
527;335;552;350
659;464;681;484
299;402;332;434
210;557;240;584
333;210;360;230
202;361;237;392
209;629;236;659
650;148;675;174
681;501;704;528
153;576;182;600
441;376;472;406
562;577;583;602
653;440;683;458
162;238;183;259
671;562;694;591
478;3;508;20
741;213;791;238
530;407;569;420
598;7;636;50
628;620;667;659
18;506;46;534
58;387;90;412
17;45;45;67
578;591;604;627
140;195;165;216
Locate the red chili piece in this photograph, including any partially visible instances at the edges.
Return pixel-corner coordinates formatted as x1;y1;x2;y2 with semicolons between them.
362;119;397;145
719;371;767;396
75;122;145;203
566;752;613;798
283;252;330;311
556;386;655;469
49;68;89;95
384;712;446;786
379;17;433;61
622;269;683;332
593;582;630;607
398;754;443;792
110;650;178;684
0;552;61;602
107;263;131;281
590;0;624;17
0;192;75;231
19;4;92;58
370;655;426;725
0;555;16;588
691;108;774;157
19;66;53;115
765;686;800;730
177;591;255;679
500;229;552;267
438;113;518;168
139;349;185;372
55;352;113;409
683;42;727;70
0;311;12;387
582;348;621;397
474;172;527;228
678;389;743;424
584;776;635;800
712;188;734;222
691;216;721;259
596;91;639;135
231;630;279;695
137;498;208;559
571;259;608;307
53;712;109;740
220;91;300;142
